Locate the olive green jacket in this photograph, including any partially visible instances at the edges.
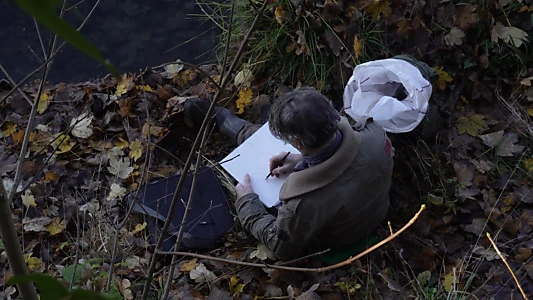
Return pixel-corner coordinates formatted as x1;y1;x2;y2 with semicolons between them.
235;117;394;260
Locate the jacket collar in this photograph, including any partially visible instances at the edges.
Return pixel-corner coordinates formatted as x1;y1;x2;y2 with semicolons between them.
279;117;362;200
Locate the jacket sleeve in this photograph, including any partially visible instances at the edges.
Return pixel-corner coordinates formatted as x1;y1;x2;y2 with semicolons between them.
235;193;315;260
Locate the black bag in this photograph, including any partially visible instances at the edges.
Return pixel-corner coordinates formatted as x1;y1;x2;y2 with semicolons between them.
127;167;234;252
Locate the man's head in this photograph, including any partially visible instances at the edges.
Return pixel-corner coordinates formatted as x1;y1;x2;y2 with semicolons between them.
269;87;340;154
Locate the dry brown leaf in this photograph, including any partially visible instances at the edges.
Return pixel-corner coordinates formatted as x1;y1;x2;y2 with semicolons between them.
46;217;66;236
478;131;525;157
454;5;479;31
444;27;465;46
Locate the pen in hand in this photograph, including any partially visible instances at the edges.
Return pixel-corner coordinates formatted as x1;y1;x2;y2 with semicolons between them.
265;151;291;180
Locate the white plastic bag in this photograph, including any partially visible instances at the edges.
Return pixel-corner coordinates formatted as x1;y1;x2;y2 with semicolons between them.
343;58;432;133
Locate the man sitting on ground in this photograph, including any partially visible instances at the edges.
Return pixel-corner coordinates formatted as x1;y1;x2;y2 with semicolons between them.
184;87;394;260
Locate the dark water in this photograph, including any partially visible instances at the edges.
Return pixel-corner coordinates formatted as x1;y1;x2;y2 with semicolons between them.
0;0;219;84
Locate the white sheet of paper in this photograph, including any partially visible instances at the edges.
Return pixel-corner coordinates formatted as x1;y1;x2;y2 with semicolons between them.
220;122;298;207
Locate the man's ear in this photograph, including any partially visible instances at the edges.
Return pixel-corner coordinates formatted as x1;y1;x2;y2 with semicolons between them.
291;139;305;152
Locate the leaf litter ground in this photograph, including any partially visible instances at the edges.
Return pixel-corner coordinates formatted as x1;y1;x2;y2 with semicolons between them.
1;0;533;298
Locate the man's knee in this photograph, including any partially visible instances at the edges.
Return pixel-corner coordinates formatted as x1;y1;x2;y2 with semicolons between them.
237;124;261;145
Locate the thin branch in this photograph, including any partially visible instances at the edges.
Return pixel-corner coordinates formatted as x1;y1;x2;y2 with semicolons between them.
0;176;38;299
161;125;210;299
486;233;528;300
140;2;270;298
33;18;47;60
158;205;426;273
0;64;34;106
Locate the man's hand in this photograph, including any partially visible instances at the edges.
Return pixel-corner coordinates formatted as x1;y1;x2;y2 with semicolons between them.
235;174;254;199
269;152;304;177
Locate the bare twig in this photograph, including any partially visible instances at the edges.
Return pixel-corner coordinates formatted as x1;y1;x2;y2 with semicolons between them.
33;18;47;60
486;233;528;300
161;125;210;299
0;179;38;299
158;205;426;273
0;64;34;106
140;2;269;298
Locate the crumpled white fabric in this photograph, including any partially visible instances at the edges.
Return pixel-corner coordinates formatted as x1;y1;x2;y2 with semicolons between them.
343;58;432;133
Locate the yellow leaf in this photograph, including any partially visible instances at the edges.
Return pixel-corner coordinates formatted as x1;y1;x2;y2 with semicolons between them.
53;134;76;154
129;139;142;162
12;129;25;145
524;158;533;173
36;93;51;114
527;106;533;117
131;222;147;235
434;66;453;90
45;217;66;236
353;35;363;60
443;272;454;292
229;275;245;295
235;88;253;115
43;171;60;182
115;74;134;96
456;114;488;136
24;253;43;272
365;0;392;20
135;85;153;92
21;190;37;208
1;122;17;137
275;6;287;25
180;259;198;272
116;137;129;149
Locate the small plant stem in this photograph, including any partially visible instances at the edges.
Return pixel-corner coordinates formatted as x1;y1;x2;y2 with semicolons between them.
140;2;269;299
161;128;210;299
158;205;426;273
0;64;34;106
486;233;528;299
0;180;38;300
69;205;81;289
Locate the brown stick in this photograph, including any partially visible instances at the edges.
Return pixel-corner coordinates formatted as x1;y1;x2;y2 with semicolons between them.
486;233;528;300
158;205;426;273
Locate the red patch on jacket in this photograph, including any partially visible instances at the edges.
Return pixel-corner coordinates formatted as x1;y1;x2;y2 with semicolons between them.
384;138;392;157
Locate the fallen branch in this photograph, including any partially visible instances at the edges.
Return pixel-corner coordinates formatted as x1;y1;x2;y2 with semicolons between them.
158;205;426;273
486;233;528;300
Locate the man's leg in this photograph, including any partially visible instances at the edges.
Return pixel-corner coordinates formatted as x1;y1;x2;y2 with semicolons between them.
184;98;261;146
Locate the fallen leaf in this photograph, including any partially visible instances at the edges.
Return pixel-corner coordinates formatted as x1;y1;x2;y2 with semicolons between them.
135;85;153;92
365;0;392;20
296;283;320;300
457;115;488;136
275;6;288;25
36;92;51;114
53;134;76;154
164;60;184;79
250;243;275;260
107;183;127;200
234;69;255;88
452;160;475;186
454;5;479;31
115;138;129;149
21;190;37;208
45;217;66;236
24;253;43;272
470;159;494;174
514;247;532;262
129;139;142;162
206;287;232;300
264;284;283;297
235;87;253;115
464;218;487;236
493;22;529;48
23;216;52;232
524;158;533;173
115;74;135;96
417;270;431;287
189;263;216;283
70;112;94;139
353;35;363;59
434;66;453;90
527;106;533;116
1;122;17;137
443;271;454;292
444;27;465;46
180;259;199;272
131;222;147;235
321;30;343;56
12;129;25;145
514;185;533;204
478;131;525;156
473;245;501;261
43;171;60;182
108;156;134;179
0;147;17;176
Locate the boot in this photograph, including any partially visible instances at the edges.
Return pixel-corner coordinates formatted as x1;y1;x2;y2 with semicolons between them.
184;98;250;145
